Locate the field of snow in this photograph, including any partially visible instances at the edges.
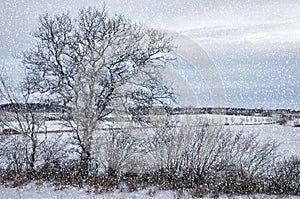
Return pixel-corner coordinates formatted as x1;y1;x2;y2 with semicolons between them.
1;114;299;198
1;183;299;199
1;184;176;199
224;124;300;157
1;114;299;157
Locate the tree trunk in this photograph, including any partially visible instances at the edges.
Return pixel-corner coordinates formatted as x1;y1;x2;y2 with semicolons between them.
79;130;92;179
29;139;37;176
80;149;91;179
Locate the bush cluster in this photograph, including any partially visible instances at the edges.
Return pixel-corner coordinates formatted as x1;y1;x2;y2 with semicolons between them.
0;125;299;196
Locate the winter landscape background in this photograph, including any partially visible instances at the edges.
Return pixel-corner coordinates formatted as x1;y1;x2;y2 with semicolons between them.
0;1;300;198
1;0;300;109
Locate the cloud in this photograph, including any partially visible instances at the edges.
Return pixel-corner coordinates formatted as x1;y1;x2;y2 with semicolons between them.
183;17;300;48
1;0;299;109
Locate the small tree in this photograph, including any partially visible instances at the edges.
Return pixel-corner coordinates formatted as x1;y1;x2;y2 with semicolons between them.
23;6;175;177
0;77;48;175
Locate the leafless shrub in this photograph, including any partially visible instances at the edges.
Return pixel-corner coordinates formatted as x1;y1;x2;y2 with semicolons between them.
148;120;279;195
268;156;300;195
92;130;137;176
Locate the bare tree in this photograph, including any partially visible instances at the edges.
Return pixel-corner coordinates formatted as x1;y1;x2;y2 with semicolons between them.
22;6;175;177
0;76;48;175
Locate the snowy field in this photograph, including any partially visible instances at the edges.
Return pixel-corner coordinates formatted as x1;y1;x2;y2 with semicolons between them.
1;114;299;158
1;114;299;198
1;183;299;199
225;124;300;157
2;114;299;156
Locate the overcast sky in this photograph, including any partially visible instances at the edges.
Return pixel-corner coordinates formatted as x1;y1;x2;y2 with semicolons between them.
1;0;299;60
1;0;300;108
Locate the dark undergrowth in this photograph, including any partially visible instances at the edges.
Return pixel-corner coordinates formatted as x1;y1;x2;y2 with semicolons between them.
0;127;299;197
0;156;299;197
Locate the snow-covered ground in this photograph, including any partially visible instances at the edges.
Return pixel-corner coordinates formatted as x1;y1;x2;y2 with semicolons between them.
1;114;299;157
1;183;299;199
0;184;172;199
1;114;299;198
224;124;300;157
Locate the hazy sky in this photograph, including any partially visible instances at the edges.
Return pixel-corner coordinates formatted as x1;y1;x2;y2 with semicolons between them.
1;0;299;60
1;0;300;109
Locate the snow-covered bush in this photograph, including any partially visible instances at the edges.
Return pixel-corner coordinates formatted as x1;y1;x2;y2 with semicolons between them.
147;122;280;194
268;156;300;195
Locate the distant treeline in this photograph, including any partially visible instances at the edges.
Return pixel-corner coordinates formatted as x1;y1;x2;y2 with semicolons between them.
0;103;65;113
1;103;300;117
166;107;300;117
